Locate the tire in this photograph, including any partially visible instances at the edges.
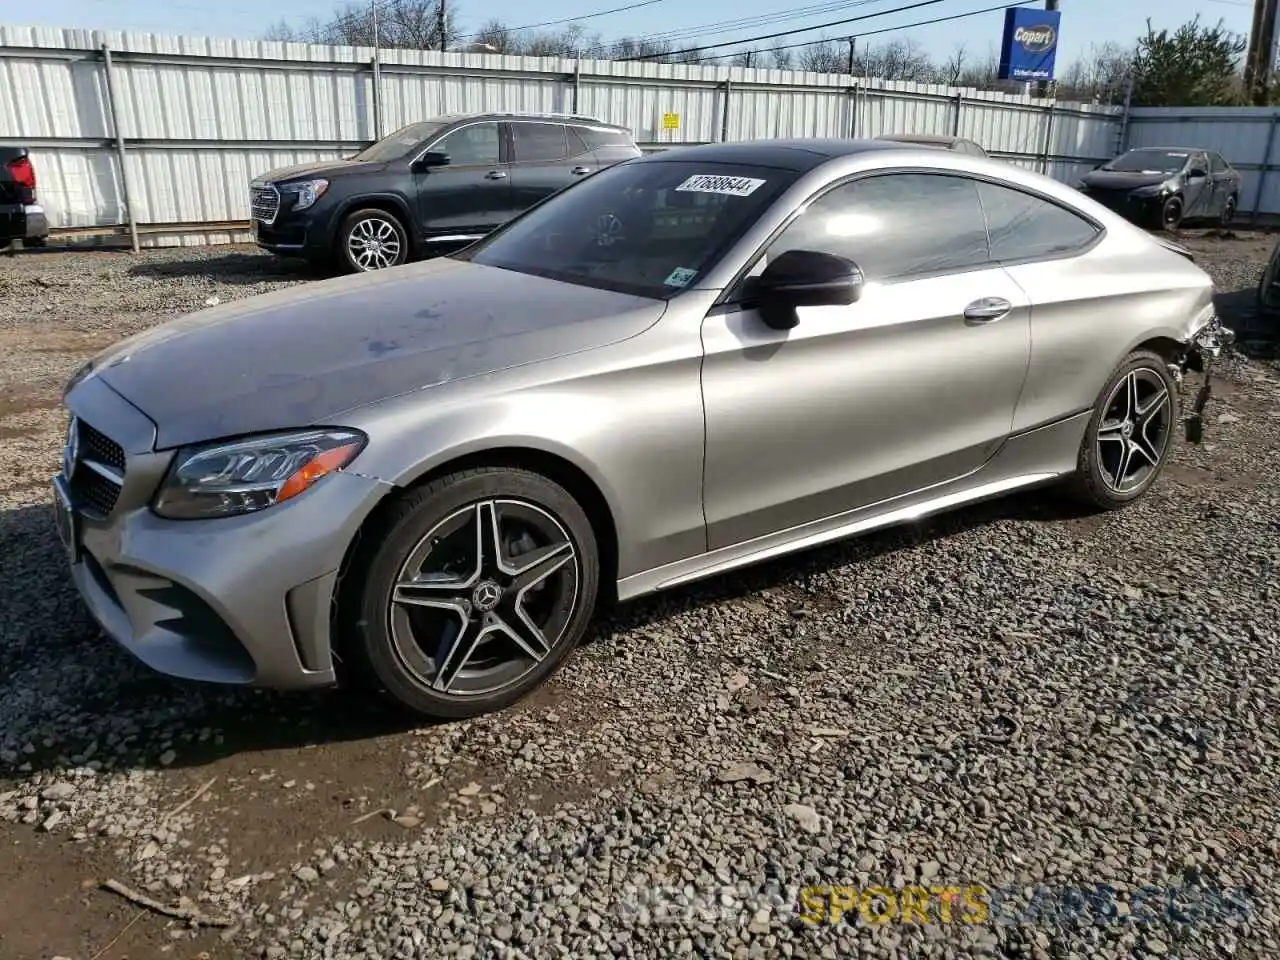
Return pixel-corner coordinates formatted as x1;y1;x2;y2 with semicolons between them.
1159;196;1183;232
1220;194;1237;227
1064;350;1178;510
343;467;600;719
337;207;409;273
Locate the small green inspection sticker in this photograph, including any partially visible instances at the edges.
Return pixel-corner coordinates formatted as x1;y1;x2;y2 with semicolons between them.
664;267;698;287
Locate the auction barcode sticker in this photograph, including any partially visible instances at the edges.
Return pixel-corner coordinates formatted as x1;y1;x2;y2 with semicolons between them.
674;174;767;197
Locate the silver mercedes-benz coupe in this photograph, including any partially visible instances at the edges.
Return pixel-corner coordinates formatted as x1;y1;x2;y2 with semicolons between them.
54;138;1233;718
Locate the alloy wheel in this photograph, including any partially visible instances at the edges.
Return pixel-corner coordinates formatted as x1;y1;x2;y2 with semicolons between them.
387;499;581;697
347;216;403;271
1095;368;1173;495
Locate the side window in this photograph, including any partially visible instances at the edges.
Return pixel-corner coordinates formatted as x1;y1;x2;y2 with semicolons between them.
511;122;568;163
1210;153;1228;174
761;173;990;282
567;126;592;157
433;122;501;166
976;181;1100;262
573;125;633;150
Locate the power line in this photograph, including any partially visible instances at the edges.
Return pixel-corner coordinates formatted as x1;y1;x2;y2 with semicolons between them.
618;0;959;60
456;0;678;40
690;0;1033;61
635;0;889;46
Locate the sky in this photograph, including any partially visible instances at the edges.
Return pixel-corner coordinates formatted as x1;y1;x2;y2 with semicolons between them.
6;0;1261;68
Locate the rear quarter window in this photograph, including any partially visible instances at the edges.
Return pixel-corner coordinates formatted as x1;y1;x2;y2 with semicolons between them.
976;180;1101;262
573;126;635;150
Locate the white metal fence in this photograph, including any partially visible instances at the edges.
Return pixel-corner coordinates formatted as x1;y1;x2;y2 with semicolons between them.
0;24;1148;246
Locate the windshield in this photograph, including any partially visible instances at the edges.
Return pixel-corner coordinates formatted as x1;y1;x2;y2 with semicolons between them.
1102;149;1190;175
459;160;798;299
351;121;449;162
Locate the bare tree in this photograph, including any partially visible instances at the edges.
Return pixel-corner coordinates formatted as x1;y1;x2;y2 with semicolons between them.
277;0;461;50
940;43;967;86
797;39;845;74
768;46;795;70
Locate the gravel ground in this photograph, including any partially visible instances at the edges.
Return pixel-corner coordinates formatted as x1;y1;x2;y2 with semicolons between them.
1;233;1278;960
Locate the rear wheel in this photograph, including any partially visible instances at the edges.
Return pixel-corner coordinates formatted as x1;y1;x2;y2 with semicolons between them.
1065;350;1177;510
344;467;600;719
338;207;409;273
1220;193;1237;227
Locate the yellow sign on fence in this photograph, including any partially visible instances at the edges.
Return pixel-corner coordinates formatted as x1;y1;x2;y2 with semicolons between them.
662;112;680;130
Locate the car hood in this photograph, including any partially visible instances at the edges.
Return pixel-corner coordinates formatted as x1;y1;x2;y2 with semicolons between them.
75;258;666;449
251;158;386;184
1081;169;1175;190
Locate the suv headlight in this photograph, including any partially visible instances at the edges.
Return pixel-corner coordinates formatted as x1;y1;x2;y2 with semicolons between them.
288;179;330;212
153;428;366;520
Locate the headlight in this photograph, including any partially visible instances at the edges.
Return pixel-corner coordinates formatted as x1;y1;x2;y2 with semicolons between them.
153;428;366;520
288;179;330;211
1131;183;1170;197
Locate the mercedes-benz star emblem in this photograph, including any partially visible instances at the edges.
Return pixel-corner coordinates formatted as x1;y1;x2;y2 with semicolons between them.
471;580;503;612
63;416;80;480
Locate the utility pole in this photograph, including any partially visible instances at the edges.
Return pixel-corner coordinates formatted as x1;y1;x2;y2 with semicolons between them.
846;37;856;75
371;0;379;48
1245;0;1280;105
1034;0;1059;99
439;0;447;51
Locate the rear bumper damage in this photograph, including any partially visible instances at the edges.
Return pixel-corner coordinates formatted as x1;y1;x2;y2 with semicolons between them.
1176;312;1236;444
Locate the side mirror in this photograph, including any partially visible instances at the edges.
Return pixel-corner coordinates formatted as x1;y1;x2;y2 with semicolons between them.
412;151;450;172
1188;167;1207;179
754;249;864;330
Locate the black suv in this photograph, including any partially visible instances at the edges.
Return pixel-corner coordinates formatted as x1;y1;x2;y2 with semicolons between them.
249;111;642;273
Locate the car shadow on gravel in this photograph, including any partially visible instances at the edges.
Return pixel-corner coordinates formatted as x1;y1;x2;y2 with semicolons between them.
0;501;421;780
127;252;330;285
0;487;1107;779
1215;287;1280;357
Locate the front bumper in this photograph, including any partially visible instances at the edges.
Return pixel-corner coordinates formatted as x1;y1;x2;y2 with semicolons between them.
56;375;391;690
1080;188;1165;223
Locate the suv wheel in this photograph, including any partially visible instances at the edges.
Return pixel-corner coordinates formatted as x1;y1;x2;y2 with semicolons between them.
344;467;600;719
339;208;409;273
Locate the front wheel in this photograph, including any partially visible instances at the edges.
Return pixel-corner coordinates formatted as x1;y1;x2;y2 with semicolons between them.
1065;350;1177;510
338;208;409;273
1159;196;1183;232
344;467;600;719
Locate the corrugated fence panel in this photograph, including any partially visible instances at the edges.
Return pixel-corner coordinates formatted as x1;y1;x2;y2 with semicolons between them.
0;23;1139;243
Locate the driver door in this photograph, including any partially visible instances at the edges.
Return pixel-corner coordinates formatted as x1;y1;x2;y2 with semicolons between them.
699;172;1032;550
413;120;512;243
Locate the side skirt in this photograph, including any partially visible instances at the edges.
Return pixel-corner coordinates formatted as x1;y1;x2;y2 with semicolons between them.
614;410;1091;602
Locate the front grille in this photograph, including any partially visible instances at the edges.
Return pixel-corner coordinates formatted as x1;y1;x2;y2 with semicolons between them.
66;417;126;518
250;183;280;225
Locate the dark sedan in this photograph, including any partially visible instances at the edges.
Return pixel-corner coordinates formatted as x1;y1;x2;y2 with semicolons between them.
1077;147;1240;232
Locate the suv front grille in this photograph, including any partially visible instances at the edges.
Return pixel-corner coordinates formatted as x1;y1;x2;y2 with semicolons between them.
250;183;280;224
66;417;126;518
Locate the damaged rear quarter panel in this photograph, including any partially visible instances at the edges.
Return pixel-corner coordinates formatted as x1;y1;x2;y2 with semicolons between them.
1004;229;1217;434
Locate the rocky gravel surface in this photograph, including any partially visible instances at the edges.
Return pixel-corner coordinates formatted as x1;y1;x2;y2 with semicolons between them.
1;235;1279;960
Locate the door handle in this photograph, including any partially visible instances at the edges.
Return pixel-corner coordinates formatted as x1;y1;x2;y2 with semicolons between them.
571;166;590;175
485;170;508;180
963;297;1012;324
